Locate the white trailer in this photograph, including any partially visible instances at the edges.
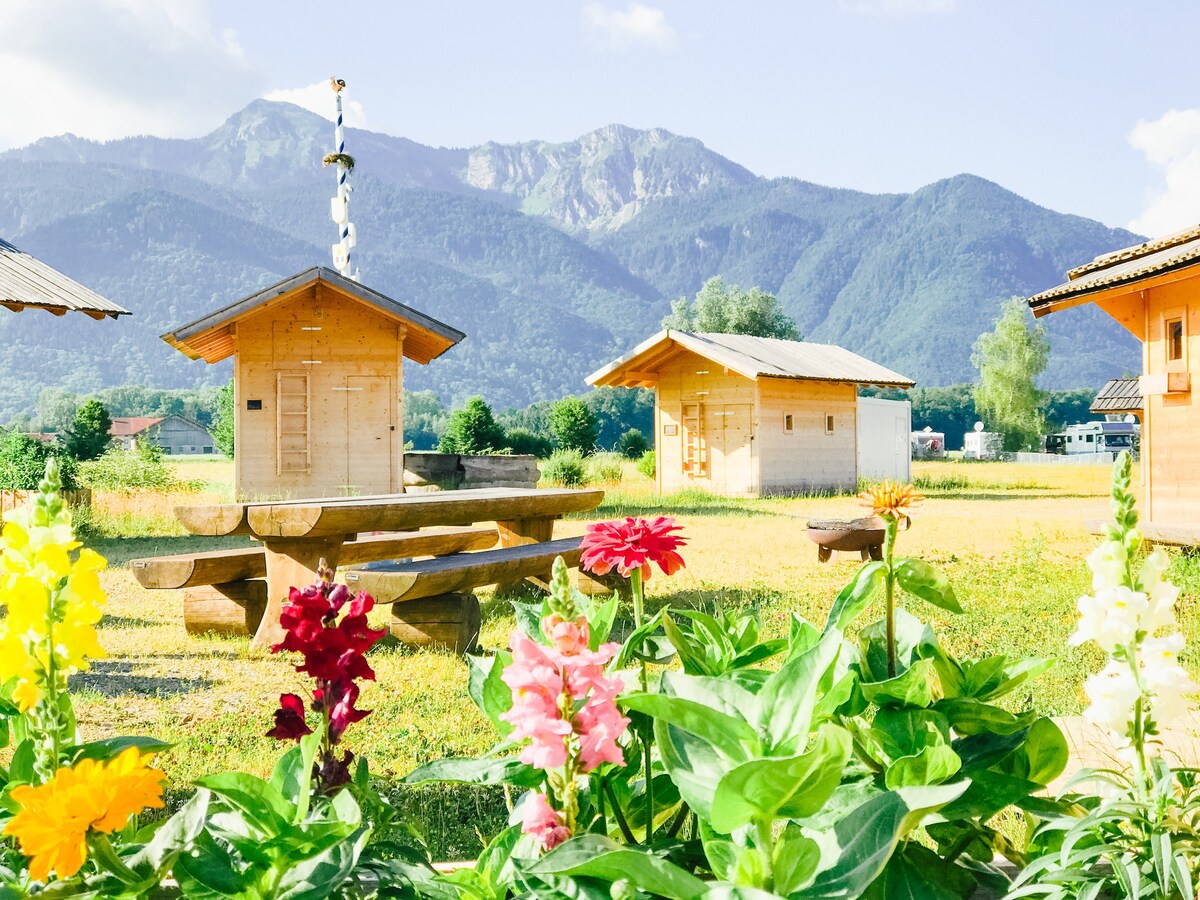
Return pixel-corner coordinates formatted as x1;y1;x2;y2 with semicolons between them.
858;397;912;482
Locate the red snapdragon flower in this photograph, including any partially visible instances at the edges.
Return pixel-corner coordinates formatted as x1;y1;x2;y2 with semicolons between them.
580;516;687;580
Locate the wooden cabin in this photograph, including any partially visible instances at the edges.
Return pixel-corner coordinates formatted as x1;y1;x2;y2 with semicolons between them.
162;267;463;499
587;330;915;496
1028;226;1200;539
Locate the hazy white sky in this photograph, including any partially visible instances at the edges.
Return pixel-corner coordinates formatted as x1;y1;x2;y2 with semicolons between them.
2;0;1199;236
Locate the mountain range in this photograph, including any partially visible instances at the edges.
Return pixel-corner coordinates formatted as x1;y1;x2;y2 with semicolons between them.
0;99;1142;421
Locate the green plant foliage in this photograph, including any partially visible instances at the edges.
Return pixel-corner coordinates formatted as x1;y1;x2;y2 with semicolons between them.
211;379;235;458
0;432;76;490
549;396;598;454
404;389;448;451
77;445;194;492
505;427;554;458
636;449;656;479
63;399;113;462
663;276;801;340
587;452;624;484
541;449;588;487
618;428;649;459
439;396;507;455
972;297;1051;452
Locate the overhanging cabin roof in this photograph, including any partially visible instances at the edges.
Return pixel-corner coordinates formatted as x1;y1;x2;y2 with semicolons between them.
1028;225;1200;317
587;330;915;389
161;267;465;365
1091;378;1142;415
0;238;129;319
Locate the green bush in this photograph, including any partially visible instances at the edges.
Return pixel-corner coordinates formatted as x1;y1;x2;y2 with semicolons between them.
617;428;649;459
541;449;588;487
439;397;507;455
548;397;598;455
504;427;554;458
0;432;77;490
211;379;235;457
64;398;113;462
587;452;624;484
636;449;655;479
77;443;197;492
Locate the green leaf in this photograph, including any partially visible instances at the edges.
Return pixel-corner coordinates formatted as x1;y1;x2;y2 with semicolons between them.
68;736;172;763
194;772;293;834
884;745;962;789
403;755;543;788
527;835;709;900
511;599;549;642
774;823;821;895
804;783;970;899
7;739;34;784
467;652;514;738
654;719;728;822
622;692;756;761
758;629;842;752
862;843;978;900
893;557;962;613
935;697;1038;736
699;821;738;882
173;828;247;897
128;790;209;875
825;561;886;632
276;826;369;899
995;717;1069;786
860;658;939;709
662;612;712;676
709;724;851;832
870;708;952;761
587;594;620;650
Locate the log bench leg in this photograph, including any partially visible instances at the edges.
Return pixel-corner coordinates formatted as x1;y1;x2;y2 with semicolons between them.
255;536;347;650
494;516;557;596
184;581;267;636
390;593;481;654
577;569;632;600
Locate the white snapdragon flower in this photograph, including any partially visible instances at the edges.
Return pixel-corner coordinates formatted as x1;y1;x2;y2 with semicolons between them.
1086;540;1127;591
1141;633;1199;724
1138;549;1179;633
1071;586;1148;652
1083;661;1140;743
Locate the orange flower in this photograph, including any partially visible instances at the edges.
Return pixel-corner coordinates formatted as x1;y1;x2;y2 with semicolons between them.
4;747;165;882
859;481;924;519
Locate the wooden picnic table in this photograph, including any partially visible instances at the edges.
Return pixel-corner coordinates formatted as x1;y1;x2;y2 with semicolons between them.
175;487;605;649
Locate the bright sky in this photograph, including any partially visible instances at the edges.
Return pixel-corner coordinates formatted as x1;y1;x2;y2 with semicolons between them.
3;0;1200;236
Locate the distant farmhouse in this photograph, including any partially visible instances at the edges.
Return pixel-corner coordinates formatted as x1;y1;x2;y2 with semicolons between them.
111;415;216;456
587;330;914;496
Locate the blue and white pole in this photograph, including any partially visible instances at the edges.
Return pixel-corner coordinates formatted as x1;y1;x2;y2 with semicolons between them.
330;77;357;281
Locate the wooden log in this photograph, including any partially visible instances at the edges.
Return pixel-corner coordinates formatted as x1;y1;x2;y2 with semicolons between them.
256;536;346;650
345;537;583;604
389;594;481;654
577;569;632;599
495;515;557;595
242;488;604;539
183;581;267;636
130;527;498;590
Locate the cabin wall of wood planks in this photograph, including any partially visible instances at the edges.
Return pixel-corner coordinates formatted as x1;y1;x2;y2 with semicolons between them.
653;348;859;497
232;284;404;499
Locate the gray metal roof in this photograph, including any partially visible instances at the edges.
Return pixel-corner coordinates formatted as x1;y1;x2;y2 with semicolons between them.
1091;378;1142;414
587;330;915;388
0;238;129;319
1028;226;1200;313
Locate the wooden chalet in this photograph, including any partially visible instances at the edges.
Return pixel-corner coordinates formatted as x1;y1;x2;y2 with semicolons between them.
162;267;463;499
587;330;914;496
1029;226;1200;540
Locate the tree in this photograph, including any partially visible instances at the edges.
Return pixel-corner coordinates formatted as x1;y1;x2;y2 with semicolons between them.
439;397;507;455
549;397;598;454
212;380;235;458
64;399;113;462
662;276;801;340
36;387;79;434
971;297;1050;452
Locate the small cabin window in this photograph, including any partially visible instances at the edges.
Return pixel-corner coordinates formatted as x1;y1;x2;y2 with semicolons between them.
825;415;835;435
783;414;794;433
1168;318;1185;362
1086;434;1094;443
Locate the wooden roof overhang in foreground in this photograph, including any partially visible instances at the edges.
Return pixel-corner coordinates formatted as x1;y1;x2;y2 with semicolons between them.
1027;226;1200;338
586;329;916;390
0;238;129;319
1091;378;1142;416
161;267;464;364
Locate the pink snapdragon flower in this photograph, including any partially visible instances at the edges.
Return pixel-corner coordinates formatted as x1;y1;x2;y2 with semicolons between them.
522;792;571;851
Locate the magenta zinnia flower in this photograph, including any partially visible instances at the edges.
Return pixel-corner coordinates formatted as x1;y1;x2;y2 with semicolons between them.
580;516;687;580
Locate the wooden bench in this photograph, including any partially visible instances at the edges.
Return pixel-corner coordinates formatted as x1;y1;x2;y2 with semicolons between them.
130;527;498;637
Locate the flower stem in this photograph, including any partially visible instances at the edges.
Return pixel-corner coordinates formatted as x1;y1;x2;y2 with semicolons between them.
630;567;654;841
883;516;898;679
756;816;774;891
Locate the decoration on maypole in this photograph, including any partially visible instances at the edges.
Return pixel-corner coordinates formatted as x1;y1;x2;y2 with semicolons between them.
323;77;358;281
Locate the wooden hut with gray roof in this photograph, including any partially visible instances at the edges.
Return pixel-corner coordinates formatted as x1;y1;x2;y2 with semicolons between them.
588;330;914;496
0;238;128;319
162;266;463;499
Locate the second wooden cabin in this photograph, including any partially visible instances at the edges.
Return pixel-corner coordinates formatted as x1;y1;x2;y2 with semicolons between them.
587;330;914;496
162;267;463;499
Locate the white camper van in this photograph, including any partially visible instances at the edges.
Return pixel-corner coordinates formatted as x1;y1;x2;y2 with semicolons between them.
1063;421;1137;456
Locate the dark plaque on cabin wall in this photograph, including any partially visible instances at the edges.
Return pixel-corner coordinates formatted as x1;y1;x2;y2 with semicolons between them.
247;400;263;410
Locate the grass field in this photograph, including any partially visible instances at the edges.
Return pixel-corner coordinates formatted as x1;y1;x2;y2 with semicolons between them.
62;455;1200;858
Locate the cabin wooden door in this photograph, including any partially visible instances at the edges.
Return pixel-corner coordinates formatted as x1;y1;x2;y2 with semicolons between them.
711;404;753;495
345;375;394;494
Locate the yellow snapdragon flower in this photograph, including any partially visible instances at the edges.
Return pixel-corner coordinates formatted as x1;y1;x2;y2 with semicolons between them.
4;747;165;882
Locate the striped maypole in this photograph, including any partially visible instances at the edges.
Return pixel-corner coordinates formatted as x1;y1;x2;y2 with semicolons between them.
328;77;358;281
